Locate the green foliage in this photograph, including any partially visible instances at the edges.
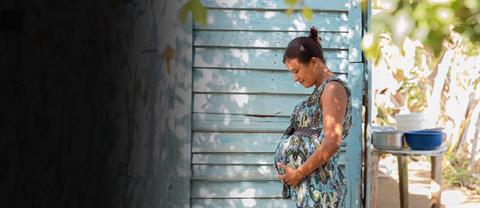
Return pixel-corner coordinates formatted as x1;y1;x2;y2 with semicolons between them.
399;63;429;112
373;38;430;125
375;105;398;125
179;0;207;25
400;80;428;112
444;151;480;193
284;0;313;21
374;68;429;125
363;0;480;60
284;0;299;4
302;6;314;21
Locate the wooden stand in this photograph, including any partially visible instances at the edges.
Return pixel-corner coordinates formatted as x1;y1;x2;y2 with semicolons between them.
370;146;447;208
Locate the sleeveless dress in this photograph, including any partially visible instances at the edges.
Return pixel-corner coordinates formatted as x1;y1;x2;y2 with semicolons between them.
274;76;352;208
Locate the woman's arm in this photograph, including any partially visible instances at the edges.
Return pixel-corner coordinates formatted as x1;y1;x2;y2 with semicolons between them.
277;81;348;186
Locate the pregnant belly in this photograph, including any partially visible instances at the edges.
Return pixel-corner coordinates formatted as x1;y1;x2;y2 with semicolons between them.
274;134;321;173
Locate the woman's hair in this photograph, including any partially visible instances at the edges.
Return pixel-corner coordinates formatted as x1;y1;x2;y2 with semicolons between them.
282;27;326;64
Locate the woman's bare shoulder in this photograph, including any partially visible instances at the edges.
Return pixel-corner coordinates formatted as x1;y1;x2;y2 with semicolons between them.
322;81;348;101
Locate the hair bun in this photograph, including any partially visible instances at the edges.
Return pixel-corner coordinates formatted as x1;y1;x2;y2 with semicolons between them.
308;27;321;46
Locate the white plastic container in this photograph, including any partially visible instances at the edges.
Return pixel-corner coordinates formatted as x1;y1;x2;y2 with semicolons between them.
395;112;426;131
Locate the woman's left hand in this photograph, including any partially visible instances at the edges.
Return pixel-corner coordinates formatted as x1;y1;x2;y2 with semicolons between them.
276;163;304;187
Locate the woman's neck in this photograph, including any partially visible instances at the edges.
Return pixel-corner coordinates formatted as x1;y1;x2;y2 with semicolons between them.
314;65;334;88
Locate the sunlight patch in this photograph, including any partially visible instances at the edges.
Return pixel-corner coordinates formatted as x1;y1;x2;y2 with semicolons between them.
219;0;239;7
264;11;276;19
230;188;256;198
232;94;249;108
199;188;216;198
253;39;268;47
222;107;230;114
231;49;250;64
441;190;467;205
392;11;414;41
258;165;271;175
223;114;231;126
241;198;256;207
293;19;307;31
239;10;249;22
208;15;216;24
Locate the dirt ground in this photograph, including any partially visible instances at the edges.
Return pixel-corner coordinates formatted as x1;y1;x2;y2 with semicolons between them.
376;155;480;208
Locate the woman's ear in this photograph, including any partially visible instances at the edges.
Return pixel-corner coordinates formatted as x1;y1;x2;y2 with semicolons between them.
311;57;320;67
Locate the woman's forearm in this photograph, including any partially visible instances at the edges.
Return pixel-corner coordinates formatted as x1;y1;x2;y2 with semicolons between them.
296;138;340;177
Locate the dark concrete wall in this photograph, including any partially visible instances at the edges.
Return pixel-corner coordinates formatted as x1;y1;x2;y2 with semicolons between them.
1;0;190;207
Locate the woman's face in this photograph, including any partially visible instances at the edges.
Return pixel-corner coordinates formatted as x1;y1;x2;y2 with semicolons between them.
284;58;319;88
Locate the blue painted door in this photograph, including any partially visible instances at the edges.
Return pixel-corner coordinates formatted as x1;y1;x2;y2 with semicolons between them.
190;0;364;207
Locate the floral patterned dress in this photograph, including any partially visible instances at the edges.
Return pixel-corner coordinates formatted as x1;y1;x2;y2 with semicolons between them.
274;76;352;208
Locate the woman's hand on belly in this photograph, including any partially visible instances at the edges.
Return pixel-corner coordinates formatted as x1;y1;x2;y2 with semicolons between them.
276;163;306;187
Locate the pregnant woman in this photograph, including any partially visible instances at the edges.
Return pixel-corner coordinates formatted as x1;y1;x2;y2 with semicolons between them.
274;27;352;208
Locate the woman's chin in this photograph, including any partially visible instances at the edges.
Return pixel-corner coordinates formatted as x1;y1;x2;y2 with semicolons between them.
302;83;313;88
